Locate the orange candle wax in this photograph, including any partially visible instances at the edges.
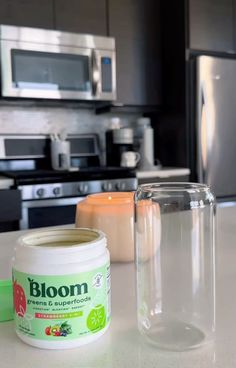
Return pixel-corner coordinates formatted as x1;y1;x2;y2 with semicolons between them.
76;192;134;262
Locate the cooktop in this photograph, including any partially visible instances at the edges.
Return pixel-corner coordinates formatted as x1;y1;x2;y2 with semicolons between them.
2;166;136;185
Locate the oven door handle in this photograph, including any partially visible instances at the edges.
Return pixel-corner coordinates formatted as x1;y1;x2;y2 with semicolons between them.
20;197;85;230
22;197;85;208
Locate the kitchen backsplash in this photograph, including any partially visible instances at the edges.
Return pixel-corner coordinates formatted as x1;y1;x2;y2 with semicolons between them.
0;105;141;165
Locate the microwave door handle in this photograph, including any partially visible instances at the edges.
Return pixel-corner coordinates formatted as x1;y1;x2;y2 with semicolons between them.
92;50;100;96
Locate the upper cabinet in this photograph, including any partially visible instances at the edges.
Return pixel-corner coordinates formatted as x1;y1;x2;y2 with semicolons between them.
108;0;161;106
188;0;234;53
0;0;162;108
54;0;107;36
0;0;54;29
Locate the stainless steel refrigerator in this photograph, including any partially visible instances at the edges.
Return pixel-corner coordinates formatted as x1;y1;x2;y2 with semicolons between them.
196;55;236;199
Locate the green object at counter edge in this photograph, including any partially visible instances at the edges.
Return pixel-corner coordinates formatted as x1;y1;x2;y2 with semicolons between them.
0;279;13;322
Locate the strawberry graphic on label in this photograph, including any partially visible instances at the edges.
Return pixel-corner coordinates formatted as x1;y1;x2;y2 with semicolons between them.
13;280;26;317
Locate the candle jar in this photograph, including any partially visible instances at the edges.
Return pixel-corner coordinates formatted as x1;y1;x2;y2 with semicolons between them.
135;183;216;351
76;192;134;263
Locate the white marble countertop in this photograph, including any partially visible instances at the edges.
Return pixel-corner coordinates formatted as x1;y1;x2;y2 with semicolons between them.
136;167;190;178
0;175;14;190
0;205;236;367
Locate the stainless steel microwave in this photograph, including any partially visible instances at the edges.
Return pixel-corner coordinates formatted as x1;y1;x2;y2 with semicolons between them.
0;25;116;101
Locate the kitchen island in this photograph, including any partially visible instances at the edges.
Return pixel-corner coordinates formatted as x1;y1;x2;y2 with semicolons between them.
0;204;236;367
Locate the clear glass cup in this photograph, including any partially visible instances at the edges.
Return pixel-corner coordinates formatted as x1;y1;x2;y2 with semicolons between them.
135;183;216;351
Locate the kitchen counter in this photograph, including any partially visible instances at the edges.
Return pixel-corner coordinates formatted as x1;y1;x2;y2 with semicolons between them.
0;175;14;189
136;167;190;179
0;205;236;367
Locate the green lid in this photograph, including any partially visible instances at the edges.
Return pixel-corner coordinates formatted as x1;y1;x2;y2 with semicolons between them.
0;279;13;322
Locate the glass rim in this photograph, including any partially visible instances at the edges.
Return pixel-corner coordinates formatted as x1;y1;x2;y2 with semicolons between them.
138;182;211;193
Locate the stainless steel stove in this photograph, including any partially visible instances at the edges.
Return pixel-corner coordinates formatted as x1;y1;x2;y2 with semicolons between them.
0;135;137;229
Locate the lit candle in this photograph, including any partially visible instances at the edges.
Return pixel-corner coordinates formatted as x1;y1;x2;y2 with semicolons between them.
76;192;134;262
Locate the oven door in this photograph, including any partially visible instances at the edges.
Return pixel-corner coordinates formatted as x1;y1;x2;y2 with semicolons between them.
1;39;116;100
20;197;84;230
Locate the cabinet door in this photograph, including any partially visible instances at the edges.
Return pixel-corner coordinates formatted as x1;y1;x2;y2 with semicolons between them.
109;0;161;106
189;0;234;52
0;189;21;222
0;0;54;29
54;0;107;35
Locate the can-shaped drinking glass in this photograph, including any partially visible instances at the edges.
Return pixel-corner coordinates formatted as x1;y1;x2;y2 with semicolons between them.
135;183;216;351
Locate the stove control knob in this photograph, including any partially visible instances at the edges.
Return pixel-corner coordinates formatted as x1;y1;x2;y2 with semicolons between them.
78;183;89;195
102;182;113;192
53;187;61;196
115;182;126;191
36;188;45;198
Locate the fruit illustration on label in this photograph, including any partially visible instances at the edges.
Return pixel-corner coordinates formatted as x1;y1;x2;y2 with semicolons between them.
45;326;51;336
45;322;72;337
51;325;61;336
13;280;26;317
86;305;106;333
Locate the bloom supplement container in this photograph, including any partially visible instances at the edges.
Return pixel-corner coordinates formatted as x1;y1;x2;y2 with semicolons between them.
12;228;111;349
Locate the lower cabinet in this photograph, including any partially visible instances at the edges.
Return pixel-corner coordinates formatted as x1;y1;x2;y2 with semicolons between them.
0;189;21;233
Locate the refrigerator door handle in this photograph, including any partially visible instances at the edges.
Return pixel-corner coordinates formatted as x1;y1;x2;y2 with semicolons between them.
197;84;208;184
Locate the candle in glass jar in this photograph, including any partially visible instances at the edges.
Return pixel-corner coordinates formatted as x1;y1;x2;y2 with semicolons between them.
76;192;134;262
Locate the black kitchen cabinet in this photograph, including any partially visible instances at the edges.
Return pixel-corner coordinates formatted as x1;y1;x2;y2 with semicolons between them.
108;0;161;106
188;0;234;52
0;0;162;108
0;0;54;29
0;189;21;232
156;0;236;170
54;0;107;35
